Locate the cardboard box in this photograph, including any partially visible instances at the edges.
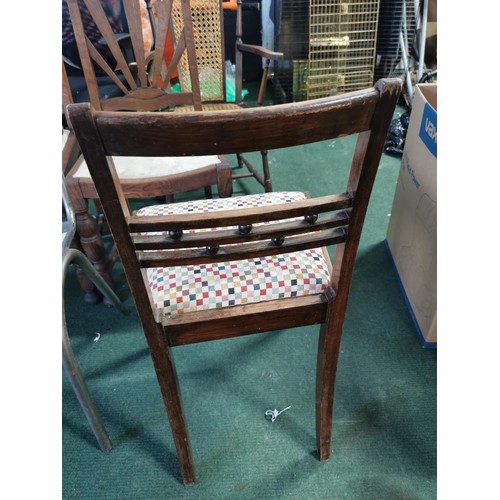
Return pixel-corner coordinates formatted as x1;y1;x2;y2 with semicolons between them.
386;84;437;347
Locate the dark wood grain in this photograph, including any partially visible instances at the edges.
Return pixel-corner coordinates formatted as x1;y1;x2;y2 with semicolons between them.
92;91;378;157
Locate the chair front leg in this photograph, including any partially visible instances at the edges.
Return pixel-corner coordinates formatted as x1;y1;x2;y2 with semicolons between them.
68;183;114;304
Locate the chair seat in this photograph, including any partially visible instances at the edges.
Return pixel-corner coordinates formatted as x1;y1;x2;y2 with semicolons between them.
174;102;240;112
136;192;332;317
73;155;222;180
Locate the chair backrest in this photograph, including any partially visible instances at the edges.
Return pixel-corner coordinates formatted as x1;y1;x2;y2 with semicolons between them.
65;0;202;111
68;79;401;340
170;0;227;103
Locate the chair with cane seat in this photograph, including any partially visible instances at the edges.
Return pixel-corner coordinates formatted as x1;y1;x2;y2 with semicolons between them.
68;78;401;484
169;0;284;192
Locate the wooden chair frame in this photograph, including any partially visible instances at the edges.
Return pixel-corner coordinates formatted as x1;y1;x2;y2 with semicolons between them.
64;0;233;301
68;78;401;485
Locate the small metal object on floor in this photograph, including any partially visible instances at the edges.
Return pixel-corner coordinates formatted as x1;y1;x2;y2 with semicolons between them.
265;406;291;422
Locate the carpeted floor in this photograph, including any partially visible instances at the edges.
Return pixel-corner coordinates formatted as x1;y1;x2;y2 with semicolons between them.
62;92;436;499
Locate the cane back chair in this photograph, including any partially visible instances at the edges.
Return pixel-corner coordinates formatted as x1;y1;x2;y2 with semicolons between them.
169;0;284;192
64;0;233;296
68;78;401;484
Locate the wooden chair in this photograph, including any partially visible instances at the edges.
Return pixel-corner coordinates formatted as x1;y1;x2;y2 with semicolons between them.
64;0;233;297
68;78;401;485
169;0;284;192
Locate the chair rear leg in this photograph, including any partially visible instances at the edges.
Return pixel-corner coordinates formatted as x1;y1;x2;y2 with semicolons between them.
236;153;244;170
315;315;344;460
260;150;273;192
204;186;213;199
146;326;196;485
216;162;233;198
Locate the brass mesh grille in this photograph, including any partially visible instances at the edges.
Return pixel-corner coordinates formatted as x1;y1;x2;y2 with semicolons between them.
171;0;225;102
307;0;380;98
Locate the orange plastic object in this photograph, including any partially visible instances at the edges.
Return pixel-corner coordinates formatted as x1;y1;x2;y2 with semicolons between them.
222;0;237;10
162;28;178;82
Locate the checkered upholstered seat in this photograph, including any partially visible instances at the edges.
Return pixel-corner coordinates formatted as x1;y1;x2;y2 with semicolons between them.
135;192;332;317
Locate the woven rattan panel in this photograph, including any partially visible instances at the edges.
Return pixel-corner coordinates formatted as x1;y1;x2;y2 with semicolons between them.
173;102;239;112
172;0;225;102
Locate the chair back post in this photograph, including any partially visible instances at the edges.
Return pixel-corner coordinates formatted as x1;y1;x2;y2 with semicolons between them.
234;0;243;104
144;0;156;48
65;0;103;109
331;79;401;295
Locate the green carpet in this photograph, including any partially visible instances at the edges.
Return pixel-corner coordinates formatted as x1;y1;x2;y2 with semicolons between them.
62;98;436;498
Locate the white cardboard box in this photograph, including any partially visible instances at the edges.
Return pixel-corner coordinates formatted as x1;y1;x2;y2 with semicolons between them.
386;84;437;347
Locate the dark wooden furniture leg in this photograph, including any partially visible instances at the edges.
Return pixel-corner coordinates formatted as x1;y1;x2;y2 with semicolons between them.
144;323;196;485
315;299;345;460
67;181;114;304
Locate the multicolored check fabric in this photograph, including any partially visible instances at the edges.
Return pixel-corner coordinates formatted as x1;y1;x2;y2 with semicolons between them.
135;192;332;316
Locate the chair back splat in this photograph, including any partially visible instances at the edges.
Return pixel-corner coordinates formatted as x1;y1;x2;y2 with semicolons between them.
65;0;202;111
68;78;401;485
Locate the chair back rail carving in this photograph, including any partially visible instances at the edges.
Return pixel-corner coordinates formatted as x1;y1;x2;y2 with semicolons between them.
68;78;402;485
66;0;202;111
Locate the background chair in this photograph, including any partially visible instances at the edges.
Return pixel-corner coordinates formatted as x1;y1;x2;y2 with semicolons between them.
68;78;401;485
63;67;116;303
62;175;126;452
169;0;284;192
64;0;233;297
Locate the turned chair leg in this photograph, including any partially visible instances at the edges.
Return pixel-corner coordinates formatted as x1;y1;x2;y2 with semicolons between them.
74;206;114;304
67;184;115;304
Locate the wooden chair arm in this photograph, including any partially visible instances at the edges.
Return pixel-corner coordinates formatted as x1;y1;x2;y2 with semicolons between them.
236;43;284;60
